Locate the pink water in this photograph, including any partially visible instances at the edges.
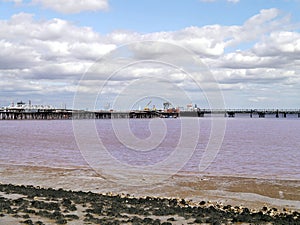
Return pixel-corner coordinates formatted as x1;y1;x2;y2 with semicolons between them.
0;118;299;180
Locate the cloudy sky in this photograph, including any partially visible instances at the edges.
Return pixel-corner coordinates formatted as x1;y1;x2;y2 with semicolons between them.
1;0;300;110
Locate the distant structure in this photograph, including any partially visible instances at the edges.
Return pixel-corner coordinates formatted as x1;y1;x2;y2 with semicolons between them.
186;103;199;111
0;100;299;120
163;102;171;110
0;100;70;120
4;100;55;112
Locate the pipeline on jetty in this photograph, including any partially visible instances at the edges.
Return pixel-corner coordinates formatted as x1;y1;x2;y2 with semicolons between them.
182;109;300;118
1;100;299;120
0;107;300;120
0;108;179;120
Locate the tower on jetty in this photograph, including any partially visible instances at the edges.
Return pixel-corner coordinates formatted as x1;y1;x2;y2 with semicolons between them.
0;101;299;120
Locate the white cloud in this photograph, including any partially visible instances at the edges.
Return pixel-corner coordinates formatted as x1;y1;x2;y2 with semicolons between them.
253;31;300;56
1;9;300;108
224;8;292;48
31;0;109;14
4;0;109;14
0;13;115;84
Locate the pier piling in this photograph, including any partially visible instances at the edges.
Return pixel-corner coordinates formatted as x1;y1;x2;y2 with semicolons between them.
1;108;300;120
258;112;265;118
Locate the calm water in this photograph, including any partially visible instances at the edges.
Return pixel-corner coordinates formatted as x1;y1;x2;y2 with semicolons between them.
0;118;299;180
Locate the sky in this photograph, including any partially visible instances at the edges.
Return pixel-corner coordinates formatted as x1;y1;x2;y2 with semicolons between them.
0;0;300;110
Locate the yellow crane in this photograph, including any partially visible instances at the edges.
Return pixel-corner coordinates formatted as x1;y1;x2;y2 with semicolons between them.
144;100;152;111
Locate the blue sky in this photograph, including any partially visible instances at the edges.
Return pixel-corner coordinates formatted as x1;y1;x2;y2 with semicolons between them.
2;0;299;33
0;0;300;109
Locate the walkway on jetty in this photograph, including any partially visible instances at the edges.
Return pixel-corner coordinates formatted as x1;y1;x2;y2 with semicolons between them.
0;108;299;120
0;109;179;120
182;109;300;118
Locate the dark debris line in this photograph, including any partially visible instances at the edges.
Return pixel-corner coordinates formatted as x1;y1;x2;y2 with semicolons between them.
0;183;299;224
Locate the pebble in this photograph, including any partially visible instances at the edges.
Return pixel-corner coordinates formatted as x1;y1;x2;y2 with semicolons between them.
0;183;299;224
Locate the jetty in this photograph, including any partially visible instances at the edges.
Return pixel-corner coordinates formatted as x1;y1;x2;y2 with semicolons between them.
0;109;178;120
0;101;299;120
0;101;179;120
0;108;300;120
182;109;300;118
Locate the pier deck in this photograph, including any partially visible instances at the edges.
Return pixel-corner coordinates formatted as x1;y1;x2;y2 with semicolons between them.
183;109;300;118
0;109;178;120
0;108;299;120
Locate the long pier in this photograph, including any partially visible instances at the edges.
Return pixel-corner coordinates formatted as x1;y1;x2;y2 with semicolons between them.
182;109;300;118
0;108;299;120
0;109;179;120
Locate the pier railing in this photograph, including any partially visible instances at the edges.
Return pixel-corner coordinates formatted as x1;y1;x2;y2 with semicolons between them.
0;108;299;120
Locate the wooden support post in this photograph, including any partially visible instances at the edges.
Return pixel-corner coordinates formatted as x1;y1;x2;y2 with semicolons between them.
258;112;265;118
227;112;235;117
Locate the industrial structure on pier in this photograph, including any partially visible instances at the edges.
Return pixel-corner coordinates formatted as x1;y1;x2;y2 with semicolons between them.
0;100;300;120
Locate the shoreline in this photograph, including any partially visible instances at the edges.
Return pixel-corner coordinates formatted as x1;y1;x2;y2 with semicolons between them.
1;163;299;224
0;183;299;224
1;164;299;207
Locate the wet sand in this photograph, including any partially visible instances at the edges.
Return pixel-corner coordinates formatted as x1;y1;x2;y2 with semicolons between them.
0;164;299;224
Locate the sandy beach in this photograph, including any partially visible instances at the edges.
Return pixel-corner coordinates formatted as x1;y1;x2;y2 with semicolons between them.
0;164;299;224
